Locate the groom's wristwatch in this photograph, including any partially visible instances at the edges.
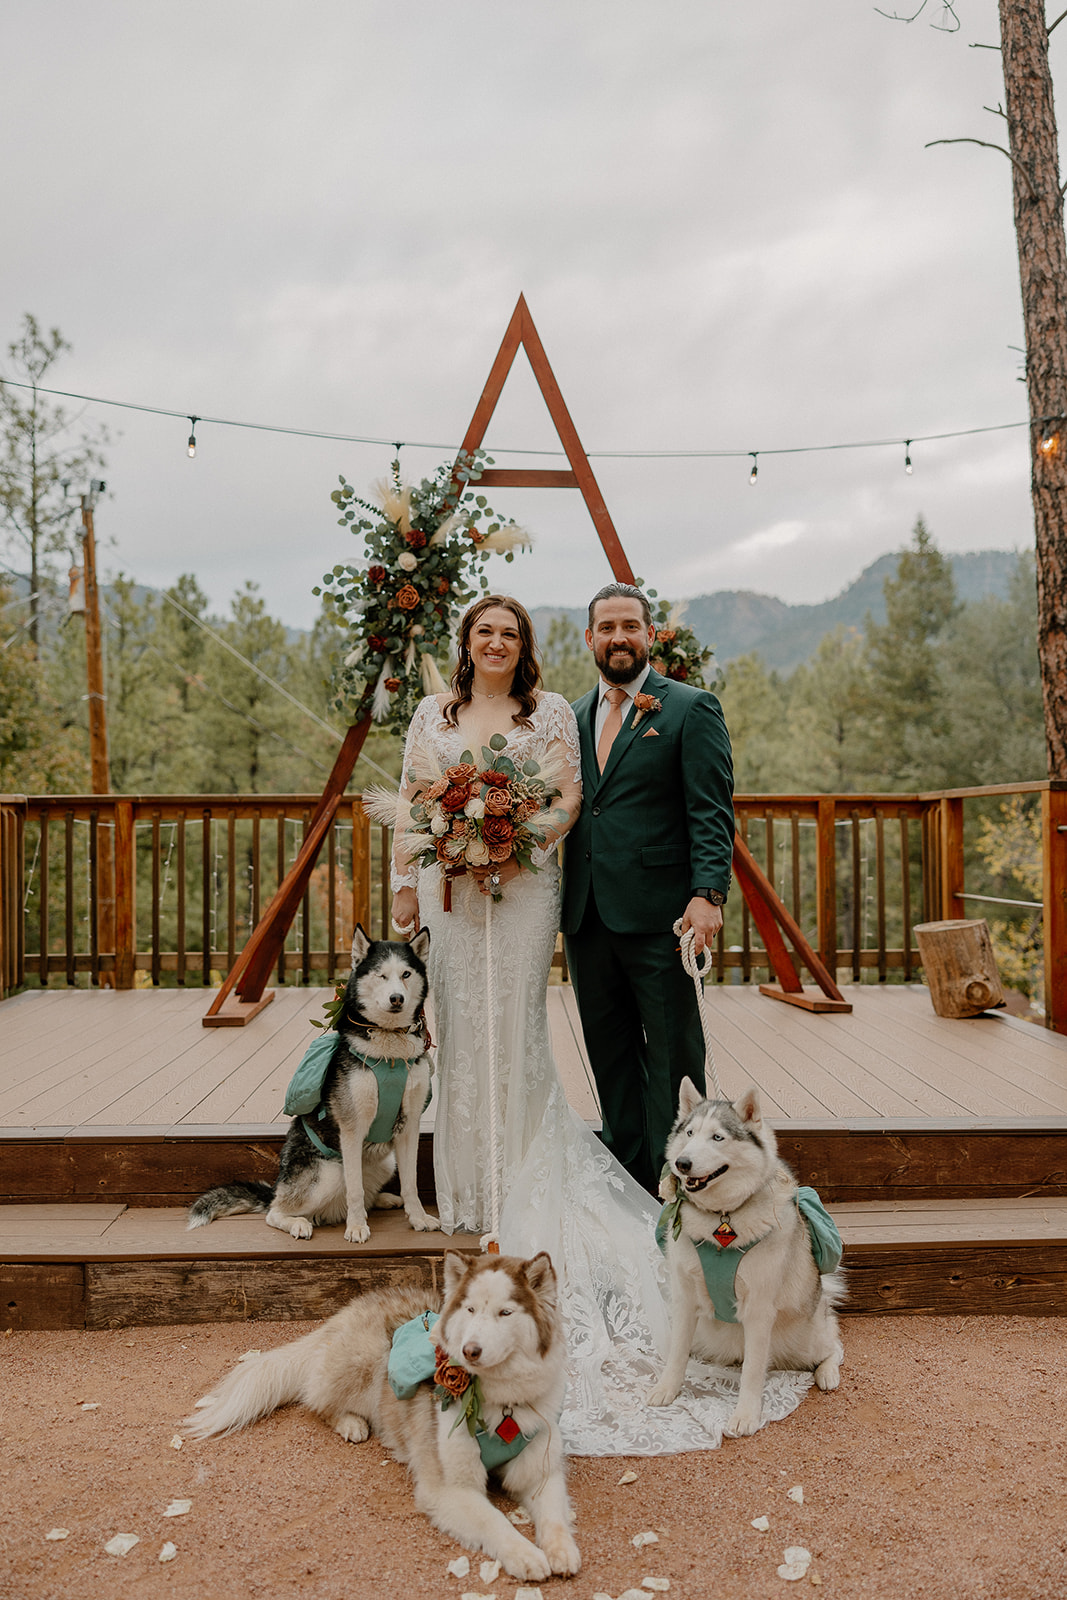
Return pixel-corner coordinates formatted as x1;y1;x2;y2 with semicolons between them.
692;888;727;907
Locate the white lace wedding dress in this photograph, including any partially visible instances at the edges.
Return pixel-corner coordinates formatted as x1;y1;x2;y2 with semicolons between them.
393;692;811;1456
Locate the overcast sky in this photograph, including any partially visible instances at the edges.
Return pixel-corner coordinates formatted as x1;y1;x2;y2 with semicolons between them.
0;0;1048;629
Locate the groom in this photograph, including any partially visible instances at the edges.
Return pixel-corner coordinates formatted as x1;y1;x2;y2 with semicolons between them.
561;583;735;1194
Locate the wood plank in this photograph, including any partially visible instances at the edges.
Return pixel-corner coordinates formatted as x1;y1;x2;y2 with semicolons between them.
0;1263;84;1329
816;1010;1000;1117
844;1004;1067;1120
709;992;891;1118
841;1245;1067;1316
84;1255;449;1329
700;994;866;1118
0;1202;125;1230
856;986;1067;1090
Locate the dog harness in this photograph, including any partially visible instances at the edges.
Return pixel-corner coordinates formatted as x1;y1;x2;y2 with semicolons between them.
282;1033;431;1158
387;1311;539;1470
655;1186;843;1325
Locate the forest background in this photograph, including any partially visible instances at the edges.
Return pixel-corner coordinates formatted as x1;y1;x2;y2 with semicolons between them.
0;320;1048;1001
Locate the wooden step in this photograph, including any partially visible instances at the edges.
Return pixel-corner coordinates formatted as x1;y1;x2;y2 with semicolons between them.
3;1118;1066;1207
3;1199;1066;1330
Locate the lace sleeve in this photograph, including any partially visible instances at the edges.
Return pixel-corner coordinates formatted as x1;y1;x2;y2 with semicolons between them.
530;694;582;867
390;697;439;892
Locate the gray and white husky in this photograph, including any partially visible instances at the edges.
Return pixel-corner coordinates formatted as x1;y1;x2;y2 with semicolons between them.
648;1078;844;1435
187;926;438;1244
183;1250;581;1582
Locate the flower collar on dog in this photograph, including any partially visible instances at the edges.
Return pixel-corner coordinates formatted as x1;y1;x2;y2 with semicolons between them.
387;1312;539;1471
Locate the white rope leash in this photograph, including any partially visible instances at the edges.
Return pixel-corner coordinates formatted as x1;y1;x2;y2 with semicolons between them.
480;888;502;1252
673;918;723;1101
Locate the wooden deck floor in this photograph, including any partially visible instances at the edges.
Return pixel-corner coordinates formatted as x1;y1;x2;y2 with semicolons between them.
1;981;1066;1135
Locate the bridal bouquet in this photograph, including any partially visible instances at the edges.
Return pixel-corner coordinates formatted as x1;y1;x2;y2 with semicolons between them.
364;733;567;907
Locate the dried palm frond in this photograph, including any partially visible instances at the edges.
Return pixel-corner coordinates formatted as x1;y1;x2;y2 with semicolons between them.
361;785;402;826
421;653;449;694
371;479;413;535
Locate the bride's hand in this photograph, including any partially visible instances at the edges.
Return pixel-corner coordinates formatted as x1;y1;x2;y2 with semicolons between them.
470;858;523;895
391;887;420;935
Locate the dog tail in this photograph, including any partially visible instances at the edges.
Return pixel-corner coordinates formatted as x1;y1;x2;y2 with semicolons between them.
182;1329;322;1439
186;1181;275;1229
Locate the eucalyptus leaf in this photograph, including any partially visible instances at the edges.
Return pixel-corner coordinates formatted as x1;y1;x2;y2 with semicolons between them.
488;733;508;751
460;749;474;764
522;759;540;776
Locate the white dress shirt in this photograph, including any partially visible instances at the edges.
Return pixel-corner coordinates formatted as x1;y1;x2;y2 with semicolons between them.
593;663;652;746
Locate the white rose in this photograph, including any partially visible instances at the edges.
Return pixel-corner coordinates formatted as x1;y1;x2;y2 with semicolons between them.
464;797;485;819
430;815;449;836
466;837;491;866
397;551;418;572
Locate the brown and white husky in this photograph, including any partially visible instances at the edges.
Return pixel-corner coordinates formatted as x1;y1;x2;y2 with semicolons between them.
183;1251;580;1581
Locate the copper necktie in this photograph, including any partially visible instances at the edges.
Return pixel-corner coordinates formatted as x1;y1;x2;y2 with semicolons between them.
596;686;628;772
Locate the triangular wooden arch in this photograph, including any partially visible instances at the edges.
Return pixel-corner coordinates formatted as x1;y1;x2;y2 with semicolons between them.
456;293;637;584
205;295;848;1024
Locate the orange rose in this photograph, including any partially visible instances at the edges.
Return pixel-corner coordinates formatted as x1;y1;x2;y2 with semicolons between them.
395;584;420;611
440;784;471;814
483;788;512;816
433;1347;470;1398
481;815;515;848
446;764;478;784
487;840;513;863
481;770;511;789
423;777;448;802
383;677;401;692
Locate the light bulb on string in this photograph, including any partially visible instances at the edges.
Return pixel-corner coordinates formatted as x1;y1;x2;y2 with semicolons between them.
904;441;913;475
749;453;758;486
187;417;198;459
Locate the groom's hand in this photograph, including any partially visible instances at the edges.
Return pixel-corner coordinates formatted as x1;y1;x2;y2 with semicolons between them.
680;896;723;955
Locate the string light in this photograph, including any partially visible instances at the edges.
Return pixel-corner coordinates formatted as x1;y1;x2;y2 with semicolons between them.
1039;420;1061;459
904;440;913;474
187;417;198;459
0;374;1038;467
749;452;758;486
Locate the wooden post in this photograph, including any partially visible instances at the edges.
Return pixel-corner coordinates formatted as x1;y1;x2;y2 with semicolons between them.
1042;784;1067;1034
80;492;116;987
113;800;136;990
938;796;965;920
816;797;837;975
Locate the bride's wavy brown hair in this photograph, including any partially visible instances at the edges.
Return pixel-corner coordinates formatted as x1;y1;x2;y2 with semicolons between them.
443;595;542;728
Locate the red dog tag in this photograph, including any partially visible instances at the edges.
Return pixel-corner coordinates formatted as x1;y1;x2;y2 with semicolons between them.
712;1220;738;1248
495;1414;521;1444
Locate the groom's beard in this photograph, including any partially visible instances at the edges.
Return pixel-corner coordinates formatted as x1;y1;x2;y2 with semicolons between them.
595;638;649;685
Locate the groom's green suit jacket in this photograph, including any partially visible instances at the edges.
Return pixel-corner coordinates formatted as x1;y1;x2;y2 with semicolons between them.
560;668;735;936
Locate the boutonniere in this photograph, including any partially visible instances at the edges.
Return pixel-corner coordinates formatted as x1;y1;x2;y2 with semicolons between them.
631;692;662;730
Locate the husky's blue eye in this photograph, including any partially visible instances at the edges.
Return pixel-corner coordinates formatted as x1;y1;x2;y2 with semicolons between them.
499;1307;513;1317
712;1133;724;1142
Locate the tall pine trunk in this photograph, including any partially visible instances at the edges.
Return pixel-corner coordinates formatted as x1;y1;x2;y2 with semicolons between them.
1000;0;1067;776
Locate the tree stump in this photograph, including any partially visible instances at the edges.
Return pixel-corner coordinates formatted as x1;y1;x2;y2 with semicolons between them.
913;919;1007;1018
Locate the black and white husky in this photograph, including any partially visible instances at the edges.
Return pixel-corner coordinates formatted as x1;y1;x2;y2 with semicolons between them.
648;1078;845;1435
188;926;439;1244
183;1251;581;1581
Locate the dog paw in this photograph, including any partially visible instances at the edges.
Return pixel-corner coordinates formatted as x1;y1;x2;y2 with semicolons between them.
333;1413;370;1443
814;1357;841;1391
724;1402;763;1437
647;1380;681;1408
288;1217;314;1241
406;1210;440;1233
344;1219;371;1244
500;1538;552;1583
541;1529;581;1575
372;1192;403;1209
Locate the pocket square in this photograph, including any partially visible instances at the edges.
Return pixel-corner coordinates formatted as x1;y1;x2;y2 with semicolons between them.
642;727;660;737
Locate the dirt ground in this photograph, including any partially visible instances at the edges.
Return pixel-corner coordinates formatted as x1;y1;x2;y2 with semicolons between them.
1;1313;1065;1600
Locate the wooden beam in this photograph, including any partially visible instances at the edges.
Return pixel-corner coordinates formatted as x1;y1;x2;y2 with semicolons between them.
203;716;372;1026
1043;785;1067;1035
457;293;636;584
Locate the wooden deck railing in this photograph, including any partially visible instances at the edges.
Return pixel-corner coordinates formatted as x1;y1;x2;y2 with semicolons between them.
2;783;1065;1030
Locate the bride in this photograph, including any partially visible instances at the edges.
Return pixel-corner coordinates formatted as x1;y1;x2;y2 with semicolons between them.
390;594;809;1455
